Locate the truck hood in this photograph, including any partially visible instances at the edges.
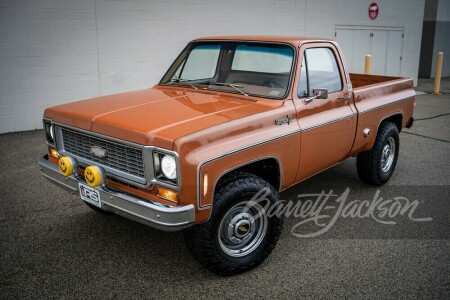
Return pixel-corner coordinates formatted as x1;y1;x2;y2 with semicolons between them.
44;86;280;149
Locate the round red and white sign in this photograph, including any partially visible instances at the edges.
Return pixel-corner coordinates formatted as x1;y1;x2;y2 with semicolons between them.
369;2;379;20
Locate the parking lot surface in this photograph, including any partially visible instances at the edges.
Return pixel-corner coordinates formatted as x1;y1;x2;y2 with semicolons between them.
1;81;449;299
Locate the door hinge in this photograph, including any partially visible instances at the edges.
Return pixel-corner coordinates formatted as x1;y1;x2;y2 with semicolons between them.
370;32;374;37
400;56;402;61
335;32;337;37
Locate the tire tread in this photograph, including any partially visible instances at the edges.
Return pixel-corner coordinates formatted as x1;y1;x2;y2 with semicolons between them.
356;122;399;185
183;172;283;276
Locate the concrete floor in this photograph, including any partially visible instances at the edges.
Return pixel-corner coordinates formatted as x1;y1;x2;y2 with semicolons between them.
415;76;450;94
0;82;449;299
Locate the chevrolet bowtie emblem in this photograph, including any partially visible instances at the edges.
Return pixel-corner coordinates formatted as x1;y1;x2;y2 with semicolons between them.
275;115;292;125
90;146;107;158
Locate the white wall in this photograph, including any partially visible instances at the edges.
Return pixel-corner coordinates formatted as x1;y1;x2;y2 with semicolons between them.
303;0;425;82
0;0;424;134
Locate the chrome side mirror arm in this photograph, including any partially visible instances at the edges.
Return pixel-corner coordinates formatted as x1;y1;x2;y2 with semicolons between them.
304;88;328;103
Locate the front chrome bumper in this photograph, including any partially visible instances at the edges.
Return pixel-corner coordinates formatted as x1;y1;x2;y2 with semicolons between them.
38;156;195;231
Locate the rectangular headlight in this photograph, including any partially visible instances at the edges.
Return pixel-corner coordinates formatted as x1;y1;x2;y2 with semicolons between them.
43;119;55;145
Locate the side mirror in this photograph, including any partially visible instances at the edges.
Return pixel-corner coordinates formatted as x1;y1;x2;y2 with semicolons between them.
313;88;328;99
304;88;328;103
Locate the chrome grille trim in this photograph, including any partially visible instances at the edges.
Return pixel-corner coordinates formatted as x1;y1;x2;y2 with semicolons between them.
55;126;147;185
61;128;145;177
52;123;182;190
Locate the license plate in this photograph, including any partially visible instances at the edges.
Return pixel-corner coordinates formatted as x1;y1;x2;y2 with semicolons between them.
79;183;101;208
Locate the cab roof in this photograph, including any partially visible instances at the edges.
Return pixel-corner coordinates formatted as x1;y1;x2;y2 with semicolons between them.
194;35;333;47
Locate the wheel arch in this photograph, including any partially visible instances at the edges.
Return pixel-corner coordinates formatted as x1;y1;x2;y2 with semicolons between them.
213;157;282;194
379;113;403;133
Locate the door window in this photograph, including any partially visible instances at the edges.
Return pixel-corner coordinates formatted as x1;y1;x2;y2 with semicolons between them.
298;47;342;97
298;56;308;97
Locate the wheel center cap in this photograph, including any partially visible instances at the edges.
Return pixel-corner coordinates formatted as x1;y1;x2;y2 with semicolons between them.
235;220;251;238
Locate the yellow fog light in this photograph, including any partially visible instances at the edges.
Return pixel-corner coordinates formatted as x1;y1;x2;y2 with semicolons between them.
84;166;104;187
157;187;178;203
58;156;76;177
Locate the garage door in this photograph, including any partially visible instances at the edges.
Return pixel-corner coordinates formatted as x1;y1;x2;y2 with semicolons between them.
335;26;404;76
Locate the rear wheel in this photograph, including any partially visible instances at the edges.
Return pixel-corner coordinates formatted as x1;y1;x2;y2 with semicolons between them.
183;172;284;276
357;122;399;185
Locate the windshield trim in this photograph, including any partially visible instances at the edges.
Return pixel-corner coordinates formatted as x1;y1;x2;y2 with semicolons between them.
158;40;297;100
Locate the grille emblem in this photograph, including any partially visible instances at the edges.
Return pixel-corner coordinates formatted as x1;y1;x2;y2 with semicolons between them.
90;146;107;158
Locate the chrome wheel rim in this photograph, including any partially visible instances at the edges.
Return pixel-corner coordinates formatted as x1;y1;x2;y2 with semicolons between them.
218;201;268;258
381;137;395;172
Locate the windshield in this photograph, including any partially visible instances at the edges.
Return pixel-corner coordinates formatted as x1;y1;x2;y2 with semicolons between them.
159;41;295;99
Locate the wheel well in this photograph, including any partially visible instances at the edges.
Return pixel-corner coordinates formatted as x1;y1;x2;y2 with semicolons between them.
381;114;403;132
218;158;281;191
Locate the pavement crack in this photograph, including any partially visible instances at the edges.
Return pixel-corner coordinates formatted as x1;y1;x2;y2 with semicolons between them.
402;131;450;143
414;113;450;121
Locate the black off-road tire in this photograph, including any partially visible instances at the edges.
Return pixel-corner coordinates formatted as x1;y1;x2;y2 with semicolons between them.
357;122;400;185
183;172;284;276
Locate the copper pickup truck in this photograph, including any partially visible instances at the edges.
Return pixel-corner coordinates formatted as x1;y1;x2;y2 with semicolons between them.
39;36;415;275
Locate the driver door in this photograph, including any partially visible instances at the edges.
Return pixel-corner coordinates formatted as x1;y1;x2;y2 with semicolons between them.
293;43;357;181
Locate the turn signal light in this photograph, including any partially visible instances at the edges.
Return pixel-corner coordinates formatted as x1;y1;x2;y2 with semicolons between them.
157;187;178;202
203;173;208;197
48;146;59;158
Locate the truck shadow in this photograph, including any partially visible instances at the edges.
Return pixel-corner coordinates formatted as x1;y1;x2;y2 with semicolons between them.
59;206;210;276
53;158;364;277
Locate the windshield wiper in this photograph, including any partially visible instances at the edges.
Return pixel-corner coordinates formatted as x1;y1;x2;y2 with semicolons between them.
170;78;198;89
211;82;248;96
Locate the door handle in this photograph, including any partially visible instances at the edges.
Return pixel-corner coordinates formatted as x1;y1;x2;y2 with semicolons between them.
337;95;351;101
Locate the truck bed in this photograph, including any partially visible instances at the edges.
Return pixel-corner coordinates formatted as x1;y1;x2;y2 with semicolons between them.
350;73;405;89
348;73;416;156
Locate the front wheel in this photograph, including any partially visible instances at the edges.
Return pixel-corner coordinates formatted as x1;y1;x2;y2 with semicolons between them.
357;122;400;185
183;172;284;276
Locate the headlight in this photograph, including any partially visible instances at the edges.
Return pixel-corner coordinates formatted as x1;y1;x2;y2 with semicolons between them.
161;155;177;180
153;152;178;184
44;120;55;145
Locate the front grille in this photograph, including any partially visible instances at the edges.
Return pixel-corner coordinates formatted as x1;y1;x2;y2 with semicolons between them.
60;128;145;179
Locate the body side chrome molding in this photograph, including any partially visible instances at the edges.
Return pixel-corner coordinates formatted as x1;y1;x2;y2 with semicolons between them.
301;113;357;132
349;111;405;156
195;97;413;209
196;130;301;210
357;96;414;115
196;111;359;210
